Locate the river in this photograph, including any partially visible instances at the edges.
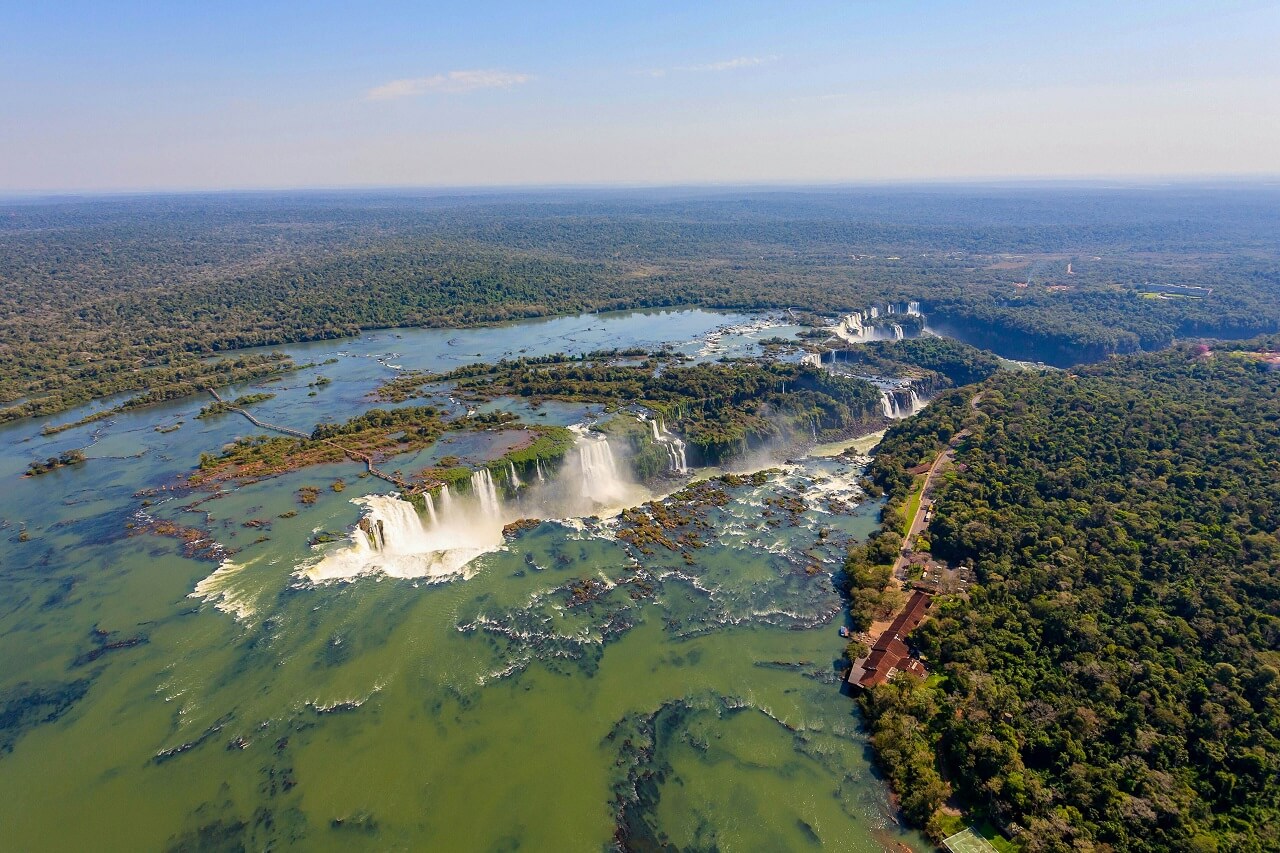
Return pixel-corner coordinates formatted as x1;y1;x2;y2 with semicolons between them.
0;308;930;851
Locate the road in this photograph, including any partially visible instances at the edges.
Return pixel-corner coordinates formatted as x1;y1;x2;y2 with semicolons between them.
893;443;952;577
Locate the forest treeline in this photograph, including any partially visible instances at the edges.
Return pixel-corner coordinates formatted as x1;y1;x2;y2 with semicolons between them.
862;337;1280;851
2;190;1278;422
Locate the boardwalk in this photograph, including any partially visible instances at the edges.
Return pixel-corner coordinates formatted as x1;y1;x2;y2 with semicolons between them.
207;389;413;491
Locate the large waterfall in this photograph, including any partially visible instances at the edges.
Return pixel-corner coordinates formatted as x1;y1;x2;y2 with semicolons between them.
879;387;923;420
577;435;627;504
471;468;502;521
648;417;688;474
305;493;505;583
304;431;649;583
833;300;925;346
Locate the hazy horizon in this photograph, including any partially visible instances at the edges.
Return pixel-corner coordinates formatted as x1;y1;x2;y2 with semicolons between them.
4;1;1278;193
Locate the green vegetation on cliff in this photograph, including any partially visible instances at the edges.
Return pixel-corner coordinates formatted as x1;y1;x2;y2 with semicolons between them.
404;356;885;463
824;337;1005;390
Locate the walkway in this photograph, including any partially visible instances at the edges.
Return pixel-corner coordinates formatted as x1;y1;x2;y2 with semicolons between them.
207;388;413;492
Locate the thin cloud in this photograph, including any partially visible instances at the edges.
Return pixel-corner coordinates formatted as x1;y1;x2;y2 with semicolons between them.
684;55;778;72
643;54;780;78
366;70;531;100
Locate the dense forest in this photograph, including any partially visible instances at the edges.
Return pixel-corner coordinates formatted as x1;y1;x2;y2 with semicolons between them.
401;355;885;464
822;337;1005;391
862;338;1280;851
2;187;1279;422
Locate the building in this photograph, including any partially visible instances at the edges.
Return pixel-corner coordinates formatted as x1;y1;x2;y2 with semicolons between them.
847;589;932;689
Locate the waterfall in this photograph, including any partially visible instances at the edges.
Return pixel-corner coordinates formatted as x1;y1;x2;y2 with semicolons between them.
659;432;687;474
800;352;821;367
577;435;637;505
892;323;904;341
878;387;922;420
869;306;879;318
471;468;502;521
304;493;504;583
907;301;921;315
886;304;894;315
304;429;654;584
646;414;689;474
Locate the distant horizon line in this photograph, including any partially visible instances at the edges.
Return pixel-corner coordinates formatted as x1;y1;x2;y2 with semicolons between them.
4;173;1279;202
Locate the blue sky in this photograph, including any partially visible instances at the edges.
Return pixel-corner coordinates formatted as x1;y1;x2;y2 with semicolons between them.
2;1;1278;191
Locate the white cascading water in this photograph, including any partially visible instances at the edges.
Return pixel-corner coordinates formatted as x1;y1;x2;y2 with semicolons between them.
535;459;545;483
423;491;439;527
303;428;656;584
304;493;504;583
907;301;921;315
578;436;630;504
648;416;689;474
837;312;865;342
507;460;522;489
800;352;821;367
878;387;923;419
892;323;904;340
869;306;879;318
665;436;687;475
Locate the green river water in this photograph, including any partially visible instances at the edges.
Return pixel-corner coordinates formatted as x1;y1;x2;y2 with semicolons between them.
0;309;929;852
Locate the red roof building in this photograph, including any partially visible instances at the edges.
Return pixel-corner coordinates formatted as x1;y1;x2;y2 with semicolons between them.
847;590;932;689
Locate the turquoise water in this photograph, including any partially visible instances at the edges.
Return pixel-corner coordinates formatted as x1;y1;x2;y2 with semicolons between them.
0;309;927;851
